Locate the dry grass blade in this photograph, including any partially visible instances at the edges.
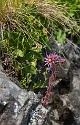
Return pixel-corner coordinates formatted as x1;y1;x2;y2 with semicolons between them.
0;0;23;22
36;1;80;36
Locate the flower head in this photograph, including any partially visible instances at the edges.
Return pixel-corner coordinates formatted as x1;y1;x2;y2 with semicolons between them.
45;53;65;67
45;54;53;67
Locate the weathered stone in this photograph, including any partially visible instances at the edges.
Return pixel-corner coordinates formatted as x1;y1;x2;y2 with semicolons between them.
47;40;80;125
0;65;40;125
28;104;50;125
59;41;80;125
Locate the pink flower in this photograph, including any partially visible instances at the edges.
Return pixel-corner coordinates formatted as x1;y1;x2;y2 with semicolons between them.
44;54;54;67
41;53;65;106
45;54;65;67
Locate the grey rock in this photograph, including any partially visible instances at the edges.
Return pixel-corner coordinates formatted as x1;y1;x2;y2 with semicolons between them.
63;40;80;62
68;67;80;124
60;41;80;125
0;65;40;125
28;104;50;125
0;65;60;125
48;40;80;125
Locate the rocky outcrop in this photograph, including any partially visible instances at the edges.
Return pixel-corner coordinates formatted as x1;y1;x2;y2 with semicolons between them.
0;65;40;125
0;40;80;125
0;65;58;125
51;40;80;125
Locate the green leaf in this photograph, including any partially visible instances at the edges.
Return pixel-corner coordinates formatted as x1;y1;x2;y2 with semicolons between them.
16;49;24;57
24;65;36;74
12;49;24;58
57;30;66;45
69;12;74;17
2;39;7;47
77;39;80;44
57;30;62;40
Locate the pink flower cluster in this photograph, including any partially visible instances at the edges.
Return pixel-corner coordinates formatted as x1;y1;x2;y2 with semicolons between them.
41;53;65;106
45;54;65;67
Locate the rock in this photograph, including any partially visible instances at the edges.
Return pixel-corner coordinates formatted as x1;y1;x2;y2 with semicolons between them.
47;39;80;125
0;39;80;125
0;64;62;125
63;40;80;62
0;65;60;125
68;66;80;124
28;104;50;125
0;65;40;125
58;41;80;125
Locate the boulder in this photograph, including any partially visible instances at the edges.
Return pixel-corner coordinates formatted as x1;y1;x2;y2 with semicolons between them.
0;65;40;125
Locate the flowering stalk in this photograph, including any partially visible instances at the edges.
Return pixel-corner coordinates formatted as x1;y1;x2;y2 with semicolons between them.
41;54;65;106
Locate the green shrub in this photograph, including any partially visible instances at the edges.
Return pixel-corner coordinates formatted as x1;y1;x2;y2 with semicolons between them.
1;3;50;90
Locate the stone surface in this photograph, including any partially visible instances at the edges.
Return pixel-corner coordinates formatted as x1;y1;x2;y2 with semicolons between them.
0;40;80;125
0;65;40;125
0;65;58;125
45;40;80;125
60;41;80;125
